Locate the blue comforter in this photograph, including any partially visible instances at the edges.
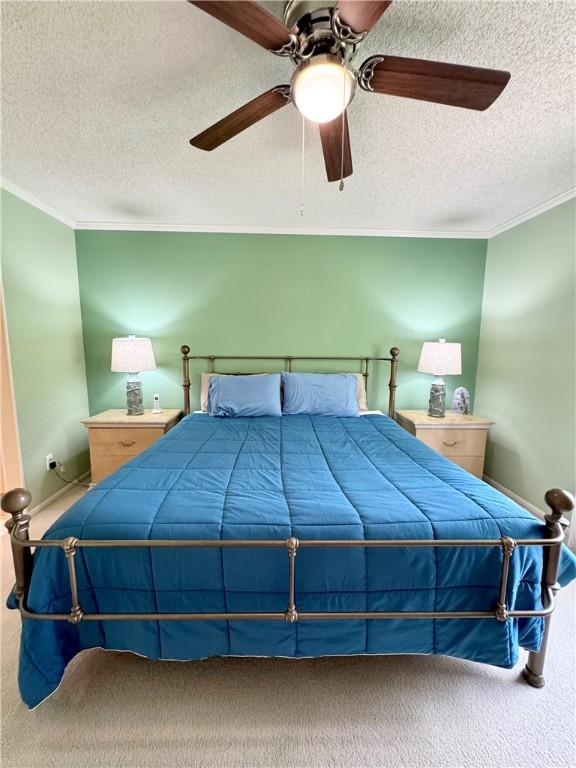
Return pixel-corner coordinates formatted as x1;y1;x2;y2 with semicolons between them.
9;414;576;707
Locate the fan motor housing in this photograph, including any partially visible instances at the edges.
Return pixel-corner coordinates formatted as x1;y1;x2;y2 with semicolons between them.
284;1;334;33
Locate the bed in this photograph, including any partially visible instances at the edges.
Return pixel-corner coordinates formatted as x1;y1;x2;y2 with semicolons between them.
4;346;576;708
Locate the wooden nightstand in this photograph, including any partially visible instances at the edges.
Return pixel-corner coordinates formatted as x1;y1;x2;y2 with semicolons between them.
396;410;494;479
82;409;182;483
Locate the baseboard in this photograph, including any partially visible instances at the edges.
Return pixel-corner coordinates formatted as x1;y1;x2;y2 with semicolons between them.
483;475;574;548
27;471;91;517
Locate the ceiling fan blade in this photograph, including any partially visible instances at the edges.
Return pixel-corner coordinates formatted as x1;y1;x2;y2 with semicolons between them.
190;86;290;151
336;1;392;34
319;112;353;183
359;55;510;111
188;1;293;52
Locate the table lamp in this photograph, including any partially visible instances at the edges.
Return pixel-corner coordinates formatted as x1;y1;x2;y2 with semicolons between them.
417;338;462;418
111;335;156;416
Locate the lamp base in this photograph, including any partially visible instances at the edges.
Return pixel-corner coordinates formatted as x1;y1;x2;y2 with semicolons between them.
428;382;446;418
126;379;144;416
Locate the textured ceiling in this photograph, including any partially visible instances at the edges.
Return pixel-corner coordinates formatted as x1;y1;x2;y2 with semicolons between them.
1;0;575;235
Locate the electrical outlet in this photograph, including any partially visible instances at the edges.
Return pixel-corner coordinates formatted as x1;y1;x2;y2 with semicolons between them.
45;453;56;472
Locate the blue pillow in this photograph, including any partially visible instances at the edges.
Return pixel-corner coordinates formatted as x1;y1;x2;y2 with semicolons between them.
208;374;281;417
281;373;359;417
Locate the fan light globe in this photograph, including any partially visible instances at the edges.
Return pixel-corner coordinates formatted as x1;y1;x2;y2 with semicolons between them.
291;55;355;124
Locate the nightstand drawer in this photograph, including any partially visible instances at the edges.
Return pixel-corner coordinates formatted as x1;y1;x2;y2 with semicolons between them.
451;456;485;478
417;428;487;457
89;427;162;455
396;410;493;480
82;409;182;483
90;454;136;482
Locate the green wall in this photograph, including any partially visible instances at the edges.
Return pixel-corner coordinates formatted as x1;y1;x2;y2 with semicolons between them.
475;200;575;509
1;190;90;505
75;231;487;415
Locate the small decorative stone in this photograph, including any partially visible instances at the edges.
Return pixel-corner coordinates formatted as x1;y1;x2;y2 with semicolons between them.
452;387;470;415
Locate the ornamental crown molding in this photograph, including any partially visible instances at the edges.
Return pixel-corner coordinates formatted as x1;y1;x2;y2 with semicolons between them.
2;177;574;240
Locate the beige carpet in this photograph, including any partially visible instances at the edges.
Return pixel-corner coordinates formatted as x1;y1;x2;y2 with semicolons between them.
1;487;575;768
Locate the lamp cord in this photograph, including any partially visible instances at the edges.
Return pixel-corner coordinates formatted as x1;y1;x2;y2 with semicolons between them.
53;465;92;488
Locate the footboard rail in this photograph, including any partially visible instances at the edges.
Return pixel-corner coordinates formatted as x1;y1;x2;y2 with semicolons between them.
2;487;573;688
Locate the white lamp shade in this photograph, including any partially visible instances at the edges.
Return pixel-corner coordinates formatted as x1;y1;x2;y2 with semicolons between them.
111;336;156;374
418;341;462;376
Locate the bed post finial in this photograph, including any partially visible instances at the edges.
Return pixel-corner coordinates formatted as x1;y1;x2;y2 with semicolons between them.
544;488;574;523
181;345;191;416
1;487;31;517
2;488;33;606
388;347;400;418
522;488;573;688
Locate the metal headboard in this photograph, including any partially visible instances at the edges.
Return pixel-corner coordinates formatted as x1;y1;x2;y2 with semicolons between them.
180;346;400;417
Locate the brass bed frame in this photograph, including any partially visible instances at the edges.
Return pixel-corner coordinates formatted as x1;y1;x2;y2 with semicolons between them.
3;345;574;690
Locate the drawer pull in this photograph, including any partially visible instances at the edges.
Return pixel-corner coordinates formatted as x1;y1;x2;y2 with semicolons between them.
119;439;137;447
443;440;460;448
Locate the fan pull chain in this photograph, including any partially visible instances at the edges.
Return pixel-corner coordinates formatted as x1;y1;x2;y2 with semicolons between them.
300;114;305;216
339;63;346;192
339;110;345;192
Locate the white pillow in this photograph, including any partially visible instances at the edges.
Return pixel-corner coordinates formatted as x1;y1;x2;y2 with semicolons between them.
200;372;367;412
355;374;368;411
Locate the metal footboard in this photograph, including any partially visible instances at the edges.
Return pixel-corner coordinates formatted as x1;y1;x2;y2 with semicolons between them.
2;487;573;688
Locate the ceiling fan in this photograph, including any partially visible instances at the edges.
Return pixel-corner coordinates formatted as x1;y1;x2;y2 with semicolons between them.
188;1;511;183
